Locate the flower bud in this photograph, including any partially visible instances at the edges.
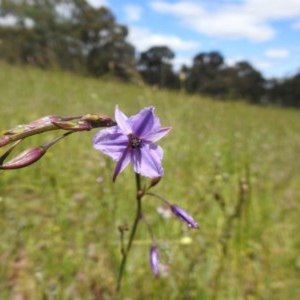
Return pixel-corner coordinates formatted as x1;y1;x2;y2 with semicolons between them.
0;146;46;169
29;115;62;126
81;113;117;128
148;176;161;188
149;246;160;277
52;121;92;131
0;135;12;147
118;223;129;233
170;204;199;229
4;124;31;135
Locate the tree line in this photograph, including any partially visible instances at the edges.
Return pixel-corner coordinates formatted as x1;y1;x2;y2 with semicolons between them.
0;0;299;108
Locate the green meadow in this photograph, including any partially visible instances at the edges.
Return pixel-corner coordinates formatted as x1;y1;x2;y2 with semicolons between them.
1;63;300;299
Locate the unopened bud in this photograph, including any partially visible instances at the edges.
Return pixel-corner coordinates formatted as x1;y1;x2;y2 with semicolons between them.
52;121;92;131
118;223;129;233
4;124;31;135
149;246;160;277
148;177;161;188
0;146;46;169
0;135;12;147
29;115;62;126
81;114;117;128
170;204;199;229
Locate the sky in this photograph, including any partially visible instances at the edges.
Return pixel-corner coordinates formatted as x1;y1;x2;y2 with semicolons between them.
87;0;300;79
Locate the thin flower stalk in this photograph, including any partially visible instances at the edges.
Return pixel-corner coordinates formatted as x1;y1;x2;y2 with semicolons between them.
116;173;143;294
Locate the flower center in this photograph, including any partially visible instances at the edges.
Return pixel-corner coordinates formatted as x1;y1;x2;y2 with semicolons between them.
129;134;142;149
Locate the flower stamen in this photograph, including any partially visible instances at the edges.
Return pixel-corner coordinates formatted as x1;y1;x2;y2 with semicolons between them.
129;134;142;149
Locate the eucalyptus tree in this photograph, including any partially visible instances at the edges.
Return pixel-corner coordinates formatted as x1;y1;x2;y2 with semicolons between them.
0;0;135;78
137;46;179;89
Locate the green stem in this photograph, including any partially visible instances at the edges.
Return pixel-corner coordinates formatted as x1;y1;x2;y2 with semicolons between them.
115;173;142;295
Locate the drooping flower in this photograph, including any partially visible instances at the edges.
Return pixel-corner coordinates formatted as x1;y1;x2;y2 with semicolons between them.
93;106;171;181
149;246;160;277
170;204;199;229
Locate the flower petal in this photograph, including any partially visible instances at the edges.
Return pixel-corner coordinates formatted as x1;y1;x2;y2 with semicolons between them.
144;127;172;143
129;107;161;138
93;126;128;161
115;105;132;135
131;143;164;178
113;148;131;181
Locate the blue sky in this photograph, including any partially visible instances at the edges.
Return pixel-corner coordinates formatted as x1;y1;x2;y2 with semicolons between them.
87;0;300;79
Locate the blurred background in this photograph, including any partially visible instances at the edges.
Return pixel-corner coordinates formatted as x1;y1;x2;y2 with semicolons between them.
0;0;300;107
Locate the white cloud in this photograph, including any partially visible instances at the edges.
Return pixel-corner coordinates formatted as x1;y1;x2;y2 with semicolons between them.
128;27;200;52
243;0;300;19
124;5;143;22
86;0;108;8
265;48;289;58
150;0;300;42
252;59;272;70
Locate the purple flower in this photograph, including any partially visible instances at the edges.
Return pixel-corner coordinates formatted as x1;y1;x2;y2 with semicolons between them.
149;246;160;277
93;106;171;181
170;205;199;229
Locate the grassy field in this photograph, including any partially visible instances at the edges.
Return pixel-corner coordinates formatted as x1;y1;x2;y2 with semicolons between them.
1;62;300;299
